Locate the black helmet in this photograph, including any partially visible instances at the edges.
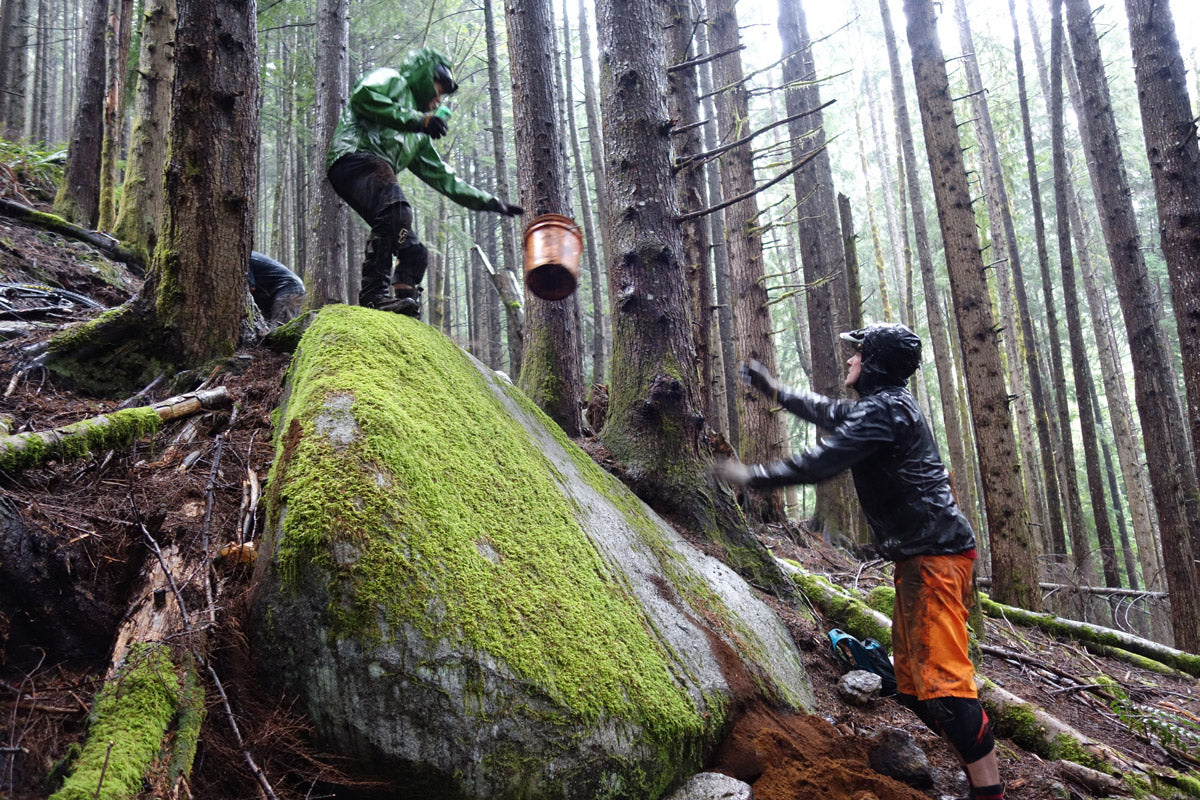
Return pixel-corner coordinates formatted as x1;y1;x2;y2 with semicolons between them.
433;61;459;95
840;323;922;385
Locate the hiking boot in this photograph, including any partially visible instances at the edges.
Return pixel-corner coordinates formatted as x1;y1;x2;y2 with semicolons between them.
374;296;420;317
384;284;421;318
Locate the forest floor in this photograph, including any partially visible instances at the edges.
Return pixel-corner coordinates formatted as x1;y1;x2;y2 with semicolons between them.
1;175;1198;799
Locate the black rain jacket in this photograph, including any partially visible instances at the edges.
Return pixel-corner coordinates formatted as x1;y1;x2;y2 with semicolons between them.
747;360;975;562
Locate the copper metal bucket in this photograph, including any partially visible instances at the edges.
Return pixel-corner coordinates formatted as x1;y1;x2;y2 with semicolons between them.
522;213;582;301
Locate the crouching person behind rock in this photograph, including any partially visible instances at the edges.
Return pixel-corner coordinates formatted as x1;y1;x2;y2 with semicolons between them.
249;251;306;325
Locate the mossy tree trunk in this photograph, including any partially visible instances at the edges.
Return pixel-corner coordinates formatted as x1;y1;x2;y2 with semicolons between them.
111;0;178;261
505;0;584;436
595;0;781;589
96;0;134;232
46;0;259;393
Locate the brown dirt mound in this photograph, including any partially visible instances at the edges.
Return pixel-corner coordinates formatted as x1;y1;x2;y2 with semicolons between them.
710;701;931;800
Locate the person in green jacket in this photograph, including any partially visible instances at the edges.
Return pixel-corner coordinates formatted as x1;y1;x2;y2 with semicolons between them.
327;47;523;316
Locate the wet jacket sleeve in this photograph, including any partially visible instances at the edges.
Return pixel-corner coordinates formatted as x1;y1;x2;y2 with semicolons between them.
746;396;897;488
407;139;502;211
348;72;426;132
775;385;856;429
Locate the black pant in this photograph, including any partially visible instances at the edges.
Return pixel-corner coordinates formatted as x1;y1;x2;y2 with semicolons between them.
327;153;429;303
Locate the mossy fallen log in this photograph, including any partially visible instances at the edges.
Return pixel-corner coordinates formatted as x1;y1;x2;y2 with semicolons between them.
778;557;894;645
980;595;1200;678
0;387;230;472
49;543;204;800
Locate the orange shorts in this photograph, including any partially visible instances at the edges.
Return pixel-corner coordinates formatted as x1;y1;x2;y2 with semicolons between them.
892;552;977;700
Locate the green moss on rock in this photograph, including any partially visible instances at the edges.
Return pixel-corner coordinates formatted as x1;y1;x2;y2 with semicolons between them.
270;305;704;740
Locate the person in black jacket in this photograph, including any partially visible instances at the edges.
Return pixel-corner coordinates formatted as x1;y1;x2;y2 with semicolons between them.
249;251;305;325
717;323;1003;800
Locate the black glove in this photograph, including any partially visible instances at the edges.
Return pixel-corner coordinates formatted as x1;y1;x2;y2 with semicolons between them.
492;200;524;217
422;113;449;139
738;359;778;399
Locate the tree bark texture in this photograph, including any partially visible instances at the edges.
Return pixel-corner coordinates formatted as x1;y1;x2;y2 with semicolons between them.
666;0;714;427
1124;0;1200;507
904;0;1042;611
0;0;29;137
709;0;786;523
154;0;258;366
305;0;349;309
954;0;1046;550
505;0;584;437
52;0;106;226
594;0;706;512
1064;0;1200;651
112;0;177;259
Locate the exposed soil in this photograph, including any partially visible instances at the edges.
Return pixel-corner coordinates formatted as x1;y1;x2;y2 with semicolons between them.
1;187;1198;799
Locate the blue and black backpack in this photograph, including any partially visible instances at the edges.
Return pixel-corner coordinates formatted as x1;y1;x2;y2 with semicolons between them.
828;628;898;696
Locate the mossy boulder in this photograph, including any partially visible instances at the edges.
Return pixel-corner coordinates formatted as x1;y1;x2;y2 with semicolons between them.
250;305;813;800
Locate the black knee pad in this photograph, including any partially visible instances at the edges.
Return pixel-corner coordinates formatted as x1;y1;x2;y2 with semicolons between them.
393;241;429;288
920;697;995;764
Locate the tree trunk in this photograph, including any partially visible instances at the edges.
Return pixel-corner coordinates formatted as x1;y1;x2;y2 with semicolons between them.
695;11;738;448
484;0;523;376
779;0;858;536
506;0;584;436
1123;0;1200;507
851;105;893;323
666;0;714;424
954;0;1047;552
1007;0;1070;565
1072;173;1163;595
709;0;785;523
878;0;979;534
1049;6;1116;604
562;0;607;389
0;0;29;137
97;0;134;232
903;0;1042;612
52;0;106;226
1064;0;1200;651
111;0;177;260
595;0;780;588
304;0;348;309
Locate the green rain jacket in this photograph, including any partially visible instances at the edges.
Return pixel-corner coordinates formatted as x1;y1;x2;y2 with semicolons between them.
326;47;501;212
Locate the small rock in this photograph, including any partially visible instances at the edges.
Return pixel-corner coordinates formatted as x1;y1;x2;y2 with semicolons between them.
868;726;934;789
837;669;882;706
663;771;753;800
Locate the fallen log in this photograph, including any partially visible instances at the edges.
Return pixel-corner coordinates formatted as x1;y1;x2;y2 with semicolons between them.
777;557;894;645
980;595;1200;679
0;387;230;472
0;198;147;274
